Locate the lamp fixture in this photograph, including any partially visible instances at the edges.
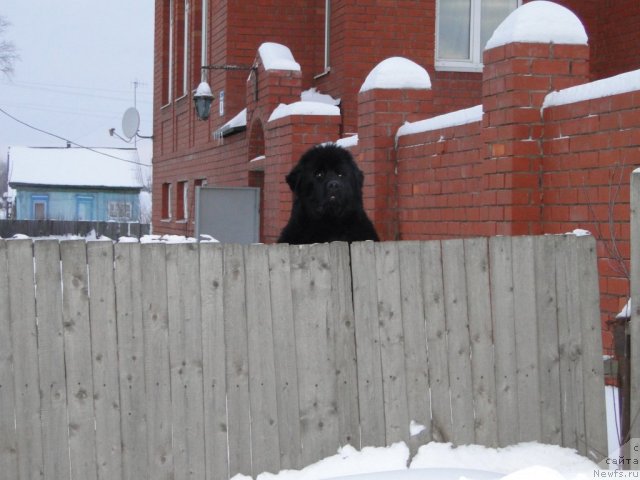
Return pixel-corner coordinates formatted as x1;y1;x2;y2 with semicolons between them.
194;63;258;121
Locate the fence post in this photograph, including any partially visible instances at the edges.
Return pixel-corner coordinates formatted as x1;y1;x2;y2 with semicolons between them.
631;169;640;466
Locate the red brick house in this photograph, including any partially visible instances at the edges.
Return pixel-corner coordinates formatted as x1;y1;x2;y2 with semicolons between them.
153;0;640;351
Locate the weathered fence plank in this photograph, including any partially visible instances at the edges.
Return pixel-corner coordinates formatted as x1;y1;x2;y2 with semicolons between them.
34;240;70;480
60;240;97;480
8;239;43;480
0;236;609;479
114;242;148;480
463;237;498;447
141;243;174;480
245;244;281;475
350;241;386;448
88;241;123;480
266;243;302;470
442;239;475;446
631;170;640;465
223;243;252;477
0;240;18;479
199;243;230;480
490;236;518;447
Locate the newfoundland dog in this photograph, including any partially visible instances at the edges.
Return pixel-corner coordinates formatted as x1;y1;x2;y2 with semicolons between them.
277;144;379;244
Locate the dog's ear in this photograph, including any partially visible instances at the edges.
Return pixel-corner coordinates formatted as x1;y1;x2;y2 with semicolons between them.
286;166;300;192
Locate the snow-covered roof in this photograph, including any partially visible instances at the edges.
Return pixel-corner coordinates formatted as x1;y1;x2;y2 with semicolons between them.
268;101;340;122
8;146;144;189
543;68;640;109
258;42;301;71
485;1;587;50
397;105;483;138
360;57;431;93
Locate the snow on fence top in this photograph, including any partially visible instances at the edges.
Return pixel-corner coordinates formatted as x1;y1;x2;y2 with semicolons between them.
543;68;640;109
268;101;340;122
484;0;587;50
360;57;431;93
258;42;301;71
396;105;483;139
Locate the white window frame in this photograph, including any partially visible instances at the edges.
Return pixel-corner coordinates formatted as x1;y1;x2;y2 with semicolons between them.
435;0;521;73
201;0;208;82
314;0;331;78
181;0;190;97
165;0;174;105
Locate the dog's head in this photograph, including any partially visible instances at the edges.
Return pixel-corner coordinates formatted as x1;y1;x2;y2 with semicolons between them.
286;144;365;220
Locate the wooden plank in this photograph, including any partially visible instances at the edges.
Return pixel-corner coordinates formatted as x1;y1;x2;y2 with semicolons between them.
328;241;360;449
398;241;431;452
374;242;410;445
166;243;206;480
223;243;252;476
114;242;148;480
245;244;281;475
421;240;452;443
60;239;98;480
141;243;174;480
290;243;339;465
534;235;562;446
511;236;542;443
87;241;123;480
267;243;302;469
631;170;640;466
350;240;385;447
441;239;474;445
554;234;580;453
199;243;230;480
489;235;518;447
463;237;498;447
0;241;20;479
575;235;608;463
34;240;71;480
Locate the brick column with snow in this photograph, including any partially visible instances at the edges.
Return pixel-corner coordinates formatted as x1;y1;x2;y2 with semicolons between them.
357;57;433;241
481;1;589;235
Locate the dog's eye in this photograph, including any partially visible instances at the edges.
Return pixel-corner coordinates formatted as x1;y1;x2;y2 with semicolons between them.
315;171;324;178
337;172;343;178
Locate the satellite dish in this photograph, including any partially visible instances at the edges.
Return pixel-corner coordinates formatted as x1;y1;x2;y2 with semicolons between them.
122;107;140;140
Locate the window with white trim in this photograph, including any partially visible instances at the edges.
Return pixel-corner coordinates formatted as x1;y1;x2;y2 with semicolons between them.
435;0;520;72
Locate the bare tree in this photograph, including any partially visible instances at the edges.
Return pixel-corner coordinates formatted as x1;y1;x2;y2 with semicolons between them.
0;15;19;77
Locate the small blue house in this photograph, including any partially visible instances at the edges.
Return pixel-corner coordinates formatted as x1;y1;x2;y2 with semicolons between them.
8;146;145;222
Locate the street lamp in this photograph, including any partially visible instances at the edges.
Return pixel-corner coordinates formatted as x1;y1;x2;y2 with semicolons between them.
193;81;215;121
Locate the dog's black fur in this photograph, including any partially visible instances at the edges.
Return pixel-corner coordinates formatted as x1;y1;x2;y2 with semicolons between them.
277;144;379;244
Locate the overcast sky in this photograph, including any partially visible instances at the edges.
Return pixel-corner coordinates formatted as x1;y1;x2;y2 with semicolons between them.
0;1;154;165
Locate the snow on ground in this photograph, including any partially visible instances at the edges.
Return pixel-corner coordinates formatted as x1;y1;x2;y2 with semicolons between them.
360;57;431;93
484;1;587;50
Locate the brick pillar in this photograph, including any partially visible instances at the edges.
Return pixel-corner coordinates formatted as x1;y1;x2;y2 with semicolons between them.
358;88;433;240
482;41;589;235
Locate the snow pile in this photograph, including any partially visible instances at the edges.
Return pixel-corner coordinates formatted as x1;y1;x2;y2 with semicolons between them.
360;57;431;93
397;105;482;138
268;101;340;122
485;1;587;50
543;69;640;109
301;88;340;106
335;134;358;148
258;43;301;71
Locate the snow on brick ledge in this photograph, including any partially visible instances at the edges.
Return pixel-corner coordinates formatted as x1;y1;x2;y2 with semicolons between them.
268;101;340;122
485;1;587;51
359;57;431;93
258;42;301;71
396;105;483;139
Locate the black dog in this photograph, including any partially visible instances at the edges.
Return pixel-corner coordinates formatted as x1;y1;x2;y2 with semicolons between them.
277;144;379;244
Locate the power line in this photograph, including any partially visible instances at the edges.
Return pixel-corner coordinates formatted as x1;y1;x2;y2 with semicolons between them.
0;106;151;168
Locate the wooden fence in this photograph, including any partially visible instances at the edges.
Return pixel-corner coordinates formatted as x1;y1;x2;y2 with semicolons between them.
0;219;150;239
0;235;608;480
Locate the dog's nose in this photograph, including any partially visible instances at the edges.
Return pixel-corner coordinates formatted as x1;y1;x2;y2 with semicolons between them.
327;180;340;191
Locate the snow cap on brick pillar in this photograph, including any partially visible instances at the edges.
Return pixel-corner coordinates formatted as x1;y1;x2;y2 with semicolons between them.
481;1;589;236
358;57;433;240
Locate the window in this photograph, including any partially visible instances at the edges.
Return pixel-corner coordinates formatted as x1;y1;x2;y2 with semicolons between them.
162;0;174;105
76;195;94;221
162;182;172;219
436;0;520;72
175;0;190;98
315;0;331;78
108;201;132;220
31;194;48;220
176;180;188;221
199;0;207;83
